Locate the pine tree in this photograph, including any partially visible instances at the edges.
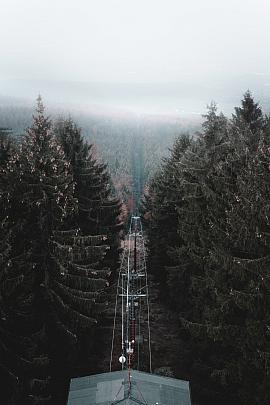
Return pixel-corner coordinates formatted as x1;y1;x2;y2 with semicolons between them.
232;90;264;151
233;90;264;132
0;126;48;404
142;134;192;298
4;98;110;403
196;95;270;405
145;104;232;404
0;131;23;403
54;117;122;277
142;93;270;404
178;95;269;404
0;127;13;168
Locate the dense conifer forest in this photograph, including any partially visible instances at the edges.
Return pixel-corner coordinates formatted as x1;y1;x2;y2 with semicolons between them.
1;91;270;404
0;102;199;208
142;91;270;405
0;98;122;404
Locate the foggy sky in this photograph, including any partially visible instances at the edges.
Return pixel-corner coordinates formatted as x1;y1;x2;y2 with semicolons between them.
1;0;270;114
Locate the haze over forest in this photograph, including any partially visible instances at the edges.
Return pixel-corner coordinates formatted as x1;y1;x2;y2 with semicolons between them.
1;0;270;116
2;1;270;405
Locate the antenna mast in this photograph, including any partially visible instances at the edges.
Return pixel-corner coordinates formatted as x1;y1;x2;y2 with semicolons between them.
110;215;152;391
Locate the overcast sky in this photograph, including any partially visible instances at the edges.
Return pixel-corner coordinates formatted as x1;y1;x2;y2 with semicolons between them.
1;0;270;114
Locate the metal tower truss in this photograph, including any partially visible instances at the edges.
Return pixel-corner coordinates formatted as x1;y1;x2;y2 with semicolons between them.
68;215;192;405
110;215;152;399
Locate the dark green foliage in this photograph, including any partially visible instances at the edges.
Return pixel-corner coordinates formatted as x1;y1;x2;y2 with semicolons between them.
54;117;122;276
233;90;264;134
0;127;13;168
0;104;192;208
142;133;192;294
144;93;270;405
0;98;118;404
0;126;38;404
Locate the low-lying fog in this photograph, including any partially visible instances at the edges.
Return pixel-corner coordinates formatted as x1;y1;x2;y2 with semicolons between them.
1;0;270;118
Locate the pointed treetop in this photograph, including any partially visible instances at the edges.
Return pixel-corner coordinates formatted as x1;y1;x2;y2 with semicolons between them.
26;96;51;141
36;94;45;115
201;101;227;148
206;101;218;114
233;90;263;133
202;101;218;129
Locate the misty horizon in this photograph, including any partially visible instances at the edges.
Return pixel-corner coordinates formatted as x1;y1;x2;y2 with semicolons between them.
1;0;270;117
1;73;270;118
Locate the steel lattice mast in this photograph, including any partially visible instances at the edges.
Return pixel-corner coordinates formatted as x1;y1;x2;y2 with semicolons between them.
110;215;152;399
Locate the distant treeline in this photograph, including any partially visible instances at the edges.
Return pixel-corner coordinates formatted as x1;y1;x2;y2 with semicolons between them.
143;91;270;405
0;98;122;404
0;102;200;207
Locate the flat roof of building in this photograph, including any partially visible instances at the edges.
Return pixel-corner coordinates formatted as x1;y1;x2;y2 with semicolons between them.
67;369;191;405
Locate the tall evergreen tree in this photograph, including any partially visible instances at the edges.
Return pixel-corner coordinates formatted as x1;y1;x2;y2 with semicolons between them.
233;90;264;133
142;134;192;296
0;127;29;404
193;95;270;405
0;127;13;168
3;98;110;403
232;90;264;152
145;103;234;404
152;94;270;405
54;117;122;277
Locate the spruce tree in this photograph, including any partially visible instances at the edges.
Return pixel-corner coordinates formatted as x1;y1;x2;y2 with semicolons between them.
0;126;49;405
4;98;110;403
0;128;26;403
196;95;270;405
142;134;192;298
143;93;270;405
54;117;122;277
232;90;264;151
145;104;231;404
0;127;13;168
178;94;268;404
233;90;264;133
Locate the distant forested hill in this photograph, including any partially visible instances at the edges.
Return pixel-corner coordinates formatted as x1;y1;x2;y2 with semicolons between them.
0;100;200;207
